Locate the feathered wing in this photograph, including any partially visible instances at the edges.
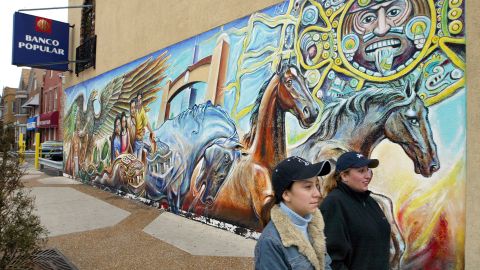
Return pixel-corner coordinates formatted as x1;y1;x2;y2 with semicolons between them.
63;94;85;143
92;51;170;141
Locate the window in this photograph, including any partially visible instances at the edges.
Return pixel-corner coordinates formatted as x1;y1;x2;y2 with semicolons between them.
45;92;49;112
20;98;28;114
54;89;57;111
47;92;50;112
49;92;53;112
80;0;95;44
76;0;96;75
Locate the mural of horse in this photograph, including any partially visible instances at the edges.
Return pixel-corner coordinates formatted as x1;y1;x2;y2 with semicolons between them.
292;80;440;269
242;61;321;170
188;62;321;230
62;0;466;267
185;142;243;213
145;101;241;213
293;80;440;179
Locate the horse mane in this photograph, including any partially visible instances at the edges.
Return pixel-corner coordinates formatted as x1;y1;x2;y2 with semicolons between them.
314;83;415;141
173;101;211;126
171;100;236;136
243;75;275;147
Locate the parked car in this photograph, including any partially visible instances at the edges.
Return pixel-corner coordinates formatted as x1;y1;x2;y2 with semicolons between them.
41;141;63;161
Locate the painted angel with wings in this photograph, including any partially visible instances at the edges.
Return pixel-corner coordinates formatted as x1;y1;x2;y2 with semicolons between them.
64;52;169;176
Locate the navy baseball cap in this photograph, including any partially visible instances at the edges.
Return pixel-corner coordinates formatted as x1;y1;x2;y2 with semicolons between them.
335;151;379;172
272;156;331;203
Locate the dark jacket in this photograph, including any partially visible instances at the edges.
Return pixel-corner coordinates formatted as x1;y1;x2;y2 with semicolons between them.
255;205;329;270
320;181;390;270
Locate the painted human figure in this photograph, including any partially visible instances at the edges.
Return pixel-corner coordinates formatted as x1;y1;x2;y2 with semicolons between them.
72;131;80;178
69;116;82;178
120;111;133;154
129;99;137;152
111;116;122;162
133;91;154;162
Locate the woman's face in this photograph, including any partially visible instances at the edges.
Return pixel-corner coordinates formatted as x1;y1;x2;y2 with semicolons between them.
115;119;121;135
283;177;321;217
122;116;127;128
130;102;136;114
341;166;373;192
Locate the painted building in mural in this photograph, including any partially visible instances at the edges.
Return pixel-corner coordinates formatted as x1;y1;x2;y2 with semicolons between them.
65;0;466;268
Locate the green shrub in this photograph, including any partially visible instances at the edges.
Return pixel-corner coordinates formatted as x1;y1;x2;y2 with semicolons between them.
0;123;48;269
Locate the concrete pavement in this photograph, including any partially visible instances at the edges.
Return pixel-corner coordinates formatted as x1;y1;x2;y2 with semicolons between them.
21;163;256;269
143;212;255;257
31;187;131;237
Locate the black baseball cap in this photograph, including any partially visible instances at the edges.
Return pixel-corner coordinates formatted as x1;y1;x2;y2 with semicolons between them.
272;156;331;203
335;151;379;172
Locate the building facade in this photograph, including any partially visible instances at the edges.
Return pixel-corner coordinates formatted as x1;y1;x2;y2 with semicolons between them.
64;0;479;268
13;69;30;144
4;68;65;148
23;68;44;149
39;70;63;142
0;87;17;126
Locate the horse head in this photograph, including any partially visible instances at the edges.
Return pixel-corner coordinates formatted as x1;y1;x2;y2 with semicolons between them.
193;137;243;206
151;102;240;211
276;62;319;128
384;82;440;177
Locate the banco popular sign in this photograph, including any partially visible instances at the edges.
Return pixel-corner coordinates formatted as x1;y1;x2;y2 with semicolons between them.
12;12;69;71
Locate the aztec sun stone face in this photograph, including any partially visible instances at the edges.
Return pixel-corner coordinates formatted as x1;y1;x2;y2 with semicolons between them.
340;0;431;77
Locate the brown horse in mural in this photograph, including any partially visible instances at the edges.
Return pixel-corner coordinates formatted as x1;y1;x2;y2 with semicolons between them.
292;80;440;269
186;62;320;230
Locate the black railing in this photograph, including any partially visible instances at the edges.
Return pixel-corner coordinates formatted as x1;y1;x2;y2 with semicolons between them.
75;35;96;75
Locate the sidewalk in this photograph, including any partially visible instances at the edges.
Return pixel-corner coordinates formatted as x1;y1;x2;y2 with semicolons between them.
21;162;256;270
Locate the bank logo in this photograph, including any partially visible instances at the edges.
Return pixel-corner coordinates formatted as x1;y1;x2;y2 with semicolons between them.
35;17;52;34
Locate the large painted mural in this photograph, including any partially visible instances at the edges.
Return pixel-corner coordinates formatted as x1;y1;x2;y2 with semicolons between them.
64;0;466;268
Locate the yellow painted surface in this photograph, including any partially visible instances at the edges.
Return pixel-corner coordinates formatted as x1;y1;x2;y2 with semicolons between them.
18;133;25;164
35;132;40;169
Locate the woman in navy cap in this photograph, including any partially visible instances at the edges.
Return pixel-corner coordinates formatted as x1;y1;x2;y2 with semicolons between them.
255;156;332;270
320;151;390;270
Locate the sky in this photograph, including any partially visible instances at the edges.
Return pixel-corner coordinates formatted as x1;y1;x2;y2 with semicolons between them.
1;0;68;91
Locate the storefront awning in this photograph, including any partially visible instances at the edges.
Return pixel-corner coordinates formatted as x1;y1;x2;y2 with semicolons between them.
22;94;40;107
27;116;38;131
38;111;59;128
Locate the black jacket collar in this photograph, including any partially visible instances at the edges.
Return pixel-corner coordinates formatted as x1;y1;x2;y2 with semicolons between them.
337;181;371;203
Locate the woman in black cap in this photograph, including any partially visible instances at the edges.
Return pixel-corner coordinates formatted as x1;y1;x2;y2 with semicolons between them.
320;151;390;270
255;156;332;270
